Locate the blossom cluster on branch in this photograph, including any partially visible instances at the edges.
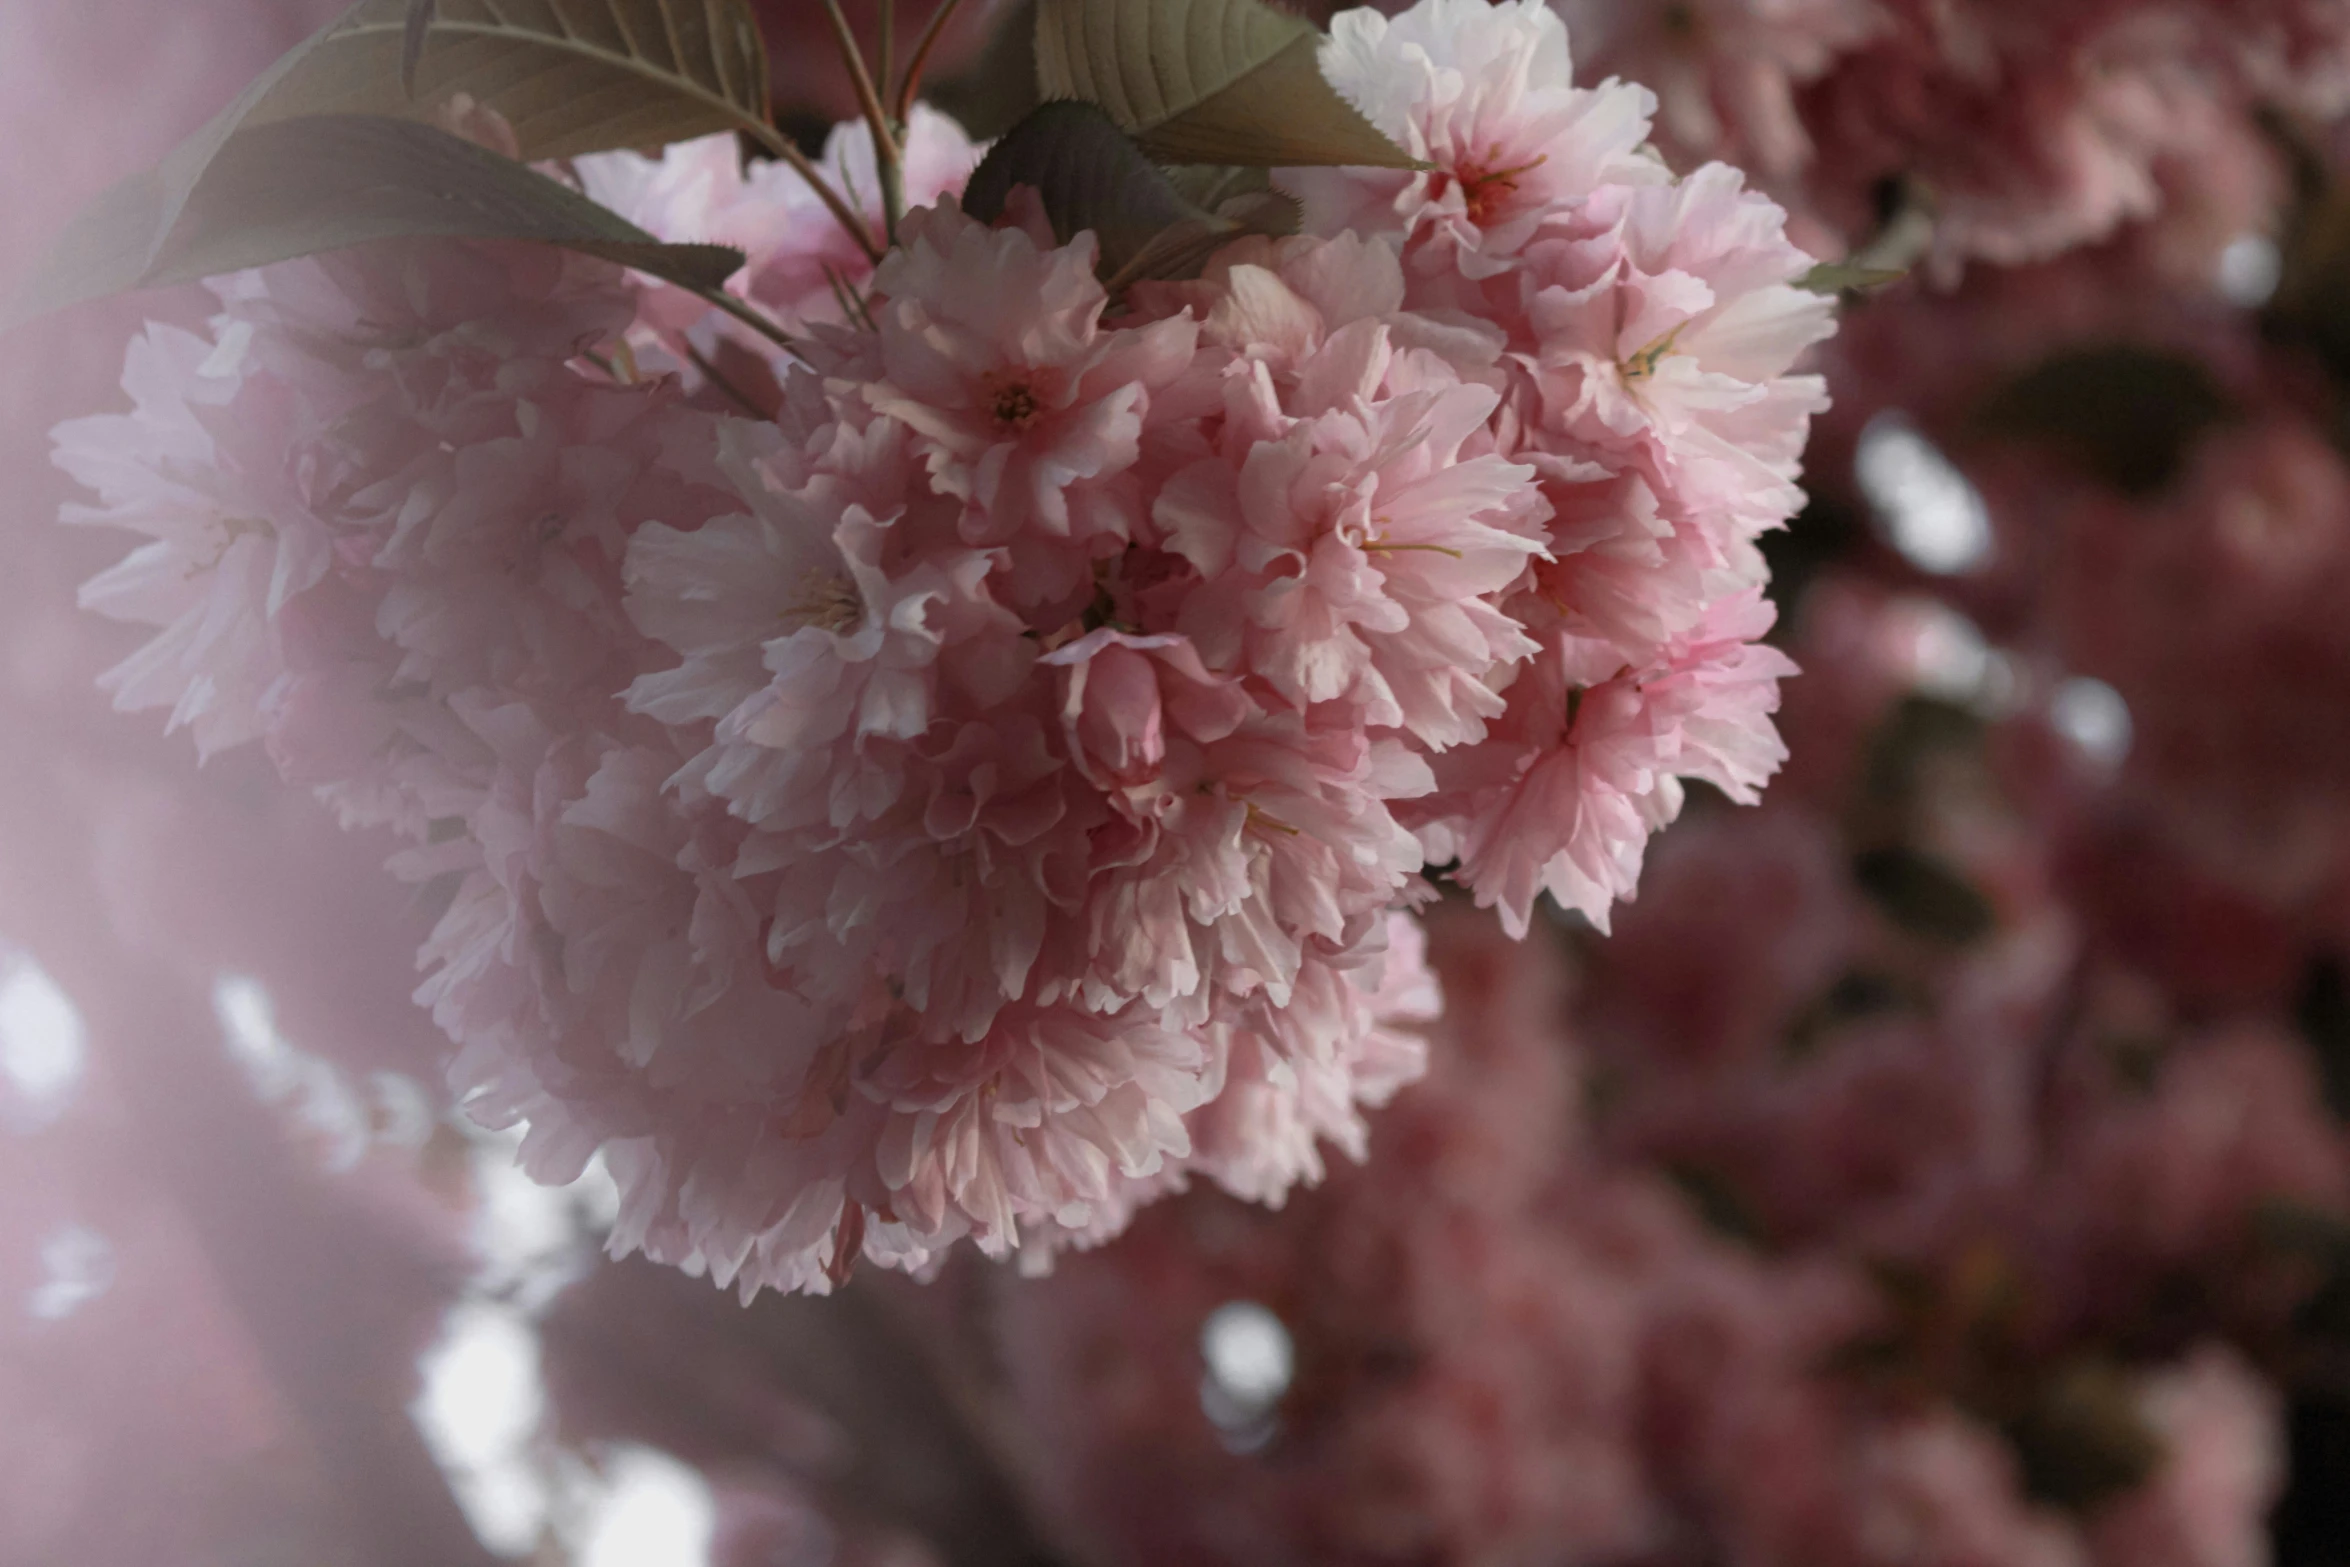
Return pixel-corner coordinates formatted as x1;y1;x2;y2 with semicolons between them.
51;0;1829;1294
23;0;2350;1564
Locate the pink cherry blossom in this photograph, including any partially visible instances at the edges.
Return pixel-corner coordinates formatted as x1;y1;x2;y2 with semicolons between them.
1158;317;1551;745
577;107;983;355
1293;0;1665;279
1517;162;1834;545
859;204;1200;608
1426;587;1796;933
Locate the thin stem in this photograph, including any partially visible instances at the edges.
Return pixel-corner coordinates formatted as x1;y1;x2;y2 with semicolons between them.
824;261;880;331
684;280;807;364
819;0;897;155
758;127;885;262
820;0;906;243
896;0;969;120
877;0;897;120
877;142;908;246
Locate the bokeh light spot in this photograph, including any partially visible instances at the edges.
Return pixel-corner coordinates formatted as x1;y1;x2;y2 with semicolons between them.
0;952;88;1128
412;1299;551;1555
1200;1300;1294;1451
579;1446;716;1567
25;1223;115;1322
2052;676;2133;768
1856;412;1994;575
2216;234;2282;309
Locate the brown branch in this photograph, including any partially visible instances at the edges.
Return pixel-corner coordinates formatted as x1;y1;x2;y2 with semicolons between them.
896;0;972;120
539;1256;1080;1567
820;0;907;241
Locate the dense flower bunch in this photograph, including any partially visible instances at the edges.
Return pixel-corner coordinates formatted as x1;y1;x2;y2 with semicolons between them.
52;0;1831;1293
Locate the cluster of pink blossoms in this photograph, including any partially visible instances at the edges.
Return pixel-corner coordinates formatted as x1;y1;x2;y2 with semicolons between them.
54;0;1830;1292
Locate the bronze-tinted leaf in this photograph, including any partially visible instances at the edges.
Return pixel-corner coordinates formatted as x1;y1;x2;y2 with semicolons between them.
926;0;1042;142
152;115;739;296
1851;845;1996;947
2006;1360;2166;1512
1210;187;1301;240
1857;694;1983;822
8;13;355;321
961;100;1287;290
1033;0;1416;168
401;0;439;95
254;0;776;162
1799;260;1908;294
1164;162;1273;211
2255;1197;2350;1262
9;0;773;326
1162;162;1300;245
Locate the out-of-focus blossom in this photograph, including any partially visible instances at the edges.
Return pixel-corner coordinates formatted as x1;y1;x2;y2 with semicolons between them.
1568;0;2350;275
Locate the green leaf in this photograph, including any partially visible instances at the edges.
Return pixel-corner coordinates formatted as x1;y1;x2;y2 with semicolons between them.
37;113;741;320
1033;0;1417;169
962;100;1292;292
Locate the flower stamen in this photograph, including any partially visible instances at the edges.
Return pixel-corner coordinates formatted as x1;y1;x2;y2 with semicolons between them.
780;567;862;632
1246;802;1302;837
986;373;1044;431
1622;325;1686;384
1446;150;1550;226
1362;537;1466;560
